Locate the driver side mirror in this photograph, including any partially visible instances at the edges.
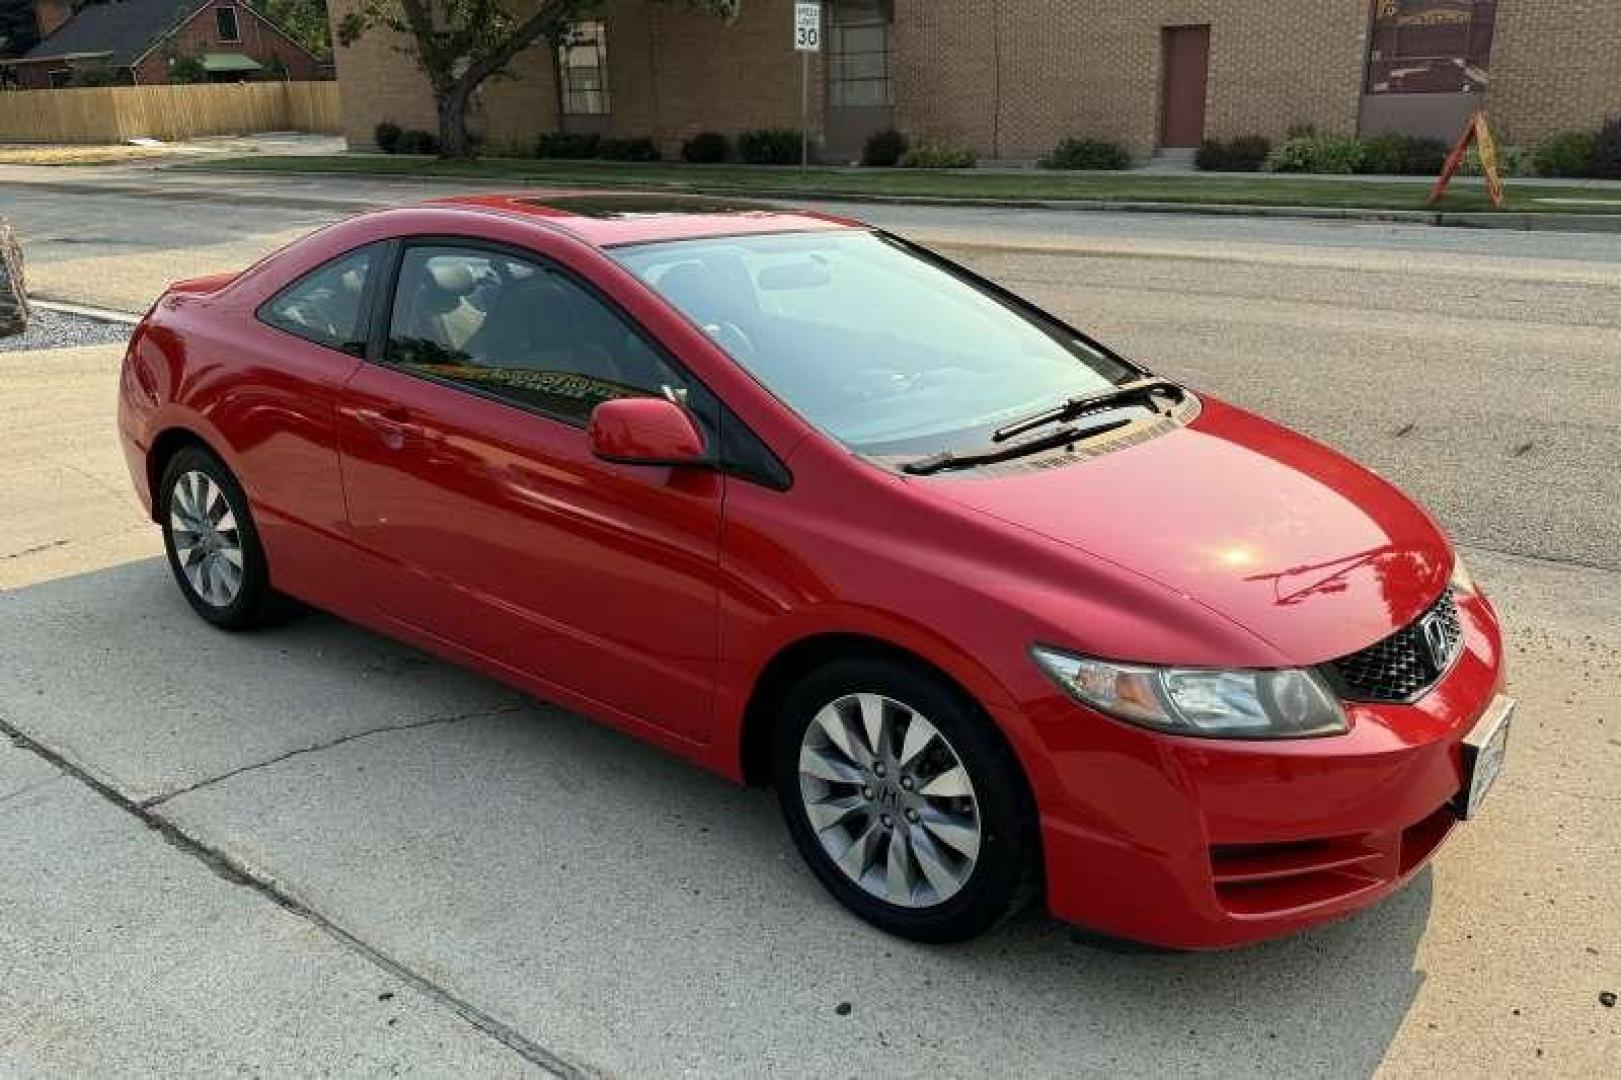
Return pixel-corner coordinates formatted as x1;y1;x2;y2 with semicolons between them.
588;397;708;467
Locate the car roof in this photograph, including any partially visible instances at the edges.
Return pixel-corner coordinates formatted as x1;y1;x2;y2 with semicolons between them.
427;191;863;247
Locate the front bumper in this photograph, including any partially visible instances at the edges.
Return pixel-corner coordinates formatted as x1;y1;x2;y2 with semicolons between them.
1016;590;1505;950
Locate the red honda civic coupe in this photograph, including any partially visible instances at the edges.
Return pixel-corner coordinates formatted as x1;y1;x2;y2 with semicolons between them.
118;193;1512;948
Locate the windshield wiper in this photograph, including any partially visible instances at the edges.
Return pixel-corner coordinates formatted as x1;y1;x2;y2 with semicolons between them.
991;377;1185;444
903;416;1133;477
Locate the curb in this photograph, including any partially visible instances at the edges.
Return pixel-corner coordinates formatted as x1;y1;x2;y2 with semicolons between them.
33;297;145;324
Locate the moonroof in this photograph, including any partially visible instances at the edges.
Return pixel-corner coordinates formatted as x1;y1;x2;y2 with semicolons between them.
519;193;781;218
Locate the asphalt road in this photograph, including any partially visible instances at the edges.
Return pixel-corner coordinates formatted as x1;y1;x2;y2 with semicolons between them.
0;169;1617;1078
4;169;1618;569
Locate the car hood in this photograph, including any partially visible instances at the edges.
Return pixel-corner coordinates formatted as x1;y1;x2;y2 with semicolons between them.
926;398;1451;665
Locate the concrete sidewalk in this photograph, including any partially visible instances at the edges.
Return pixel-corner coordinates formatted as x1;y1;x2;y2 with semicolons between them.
0;737;545;1077
1;327;1617;1079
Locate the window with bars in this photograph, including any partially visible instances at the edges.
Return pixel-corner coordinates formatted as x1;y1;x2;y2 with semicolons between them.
559;21;611;115
1366;0;1497;94
829;2;892;109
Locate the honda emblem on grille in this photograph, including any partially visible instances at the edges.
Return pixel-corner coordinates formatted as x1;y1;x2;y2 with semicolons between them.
1421;613;1452;671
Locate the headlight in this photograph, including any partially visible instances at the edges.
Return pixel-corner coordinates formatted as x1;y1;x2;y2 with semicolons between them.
1449;552;1479;596
1029;646;1348;739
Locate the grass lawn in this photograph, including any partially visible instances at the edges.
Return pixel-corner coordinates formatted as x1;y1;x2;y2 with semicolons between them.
177;154;1621;214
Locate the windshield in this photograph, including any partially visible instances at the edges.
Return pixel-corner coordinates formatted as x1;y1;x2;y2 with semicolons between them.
610;231;1135;456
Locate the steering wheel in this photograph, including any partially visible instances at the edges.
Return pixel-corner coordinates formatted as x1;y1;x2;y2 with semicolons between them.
706;321;757;361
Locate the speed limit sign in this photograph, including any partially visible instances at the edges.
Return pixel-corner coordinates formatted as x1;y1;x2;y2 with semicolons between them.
794;2;821;52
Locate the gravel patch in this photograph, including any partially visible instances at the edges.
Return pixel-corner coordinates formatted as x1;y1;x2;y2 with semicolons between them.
0;307;133;353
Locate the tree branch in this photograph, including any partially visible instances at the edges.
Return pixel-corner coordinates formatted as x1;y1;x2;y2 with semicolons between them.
459;0;581;91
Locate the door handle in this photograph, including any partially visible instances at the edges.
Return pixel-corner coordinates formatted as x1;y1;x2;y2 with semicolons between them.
353;406;423;450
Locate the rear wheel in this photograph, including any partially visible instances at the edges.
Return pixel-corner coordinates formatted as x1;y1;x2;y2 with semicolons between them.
773;656;1038;942
158;446;280;630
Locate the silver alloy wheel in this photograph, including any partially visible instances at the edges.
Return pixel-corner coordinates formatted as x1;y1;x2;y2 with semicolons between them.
169;469;245;608
798;692;982;908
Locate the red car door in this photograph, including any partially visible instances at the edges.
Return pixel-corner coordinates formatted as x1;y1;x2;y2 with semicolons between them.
336;241;724;744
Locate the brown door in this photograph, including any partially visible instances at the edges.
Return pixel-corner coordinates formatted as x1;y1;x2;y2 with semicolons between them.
1159;25;1211;148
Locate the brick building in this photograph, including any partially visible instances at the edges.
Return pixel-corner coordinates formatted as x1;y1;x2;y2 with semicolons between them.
8;0;323;90
330;0;1621;159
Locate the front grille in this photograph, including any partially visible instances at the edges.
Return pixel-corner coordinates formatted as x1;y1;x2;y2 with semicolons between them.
1328;589;1463;702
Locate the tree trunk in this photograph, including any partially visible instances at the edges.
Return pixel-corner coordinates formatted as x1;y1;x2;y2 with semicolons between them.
551;52;566;135
435;83;475;158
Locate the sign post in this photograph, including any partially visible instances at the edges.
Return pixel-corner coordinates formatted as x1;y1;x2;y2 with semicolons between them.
794;2;821;171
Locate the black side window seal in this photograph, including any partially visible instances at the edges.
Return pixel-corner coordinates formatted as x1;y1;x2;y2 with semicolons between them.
718;404;793;491
362;238;401;363
364;238;402;360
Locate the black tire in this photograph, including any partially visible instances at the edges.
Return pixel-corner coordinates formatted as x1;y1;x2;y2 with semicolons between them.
772;655;1040;943
158;445;282;630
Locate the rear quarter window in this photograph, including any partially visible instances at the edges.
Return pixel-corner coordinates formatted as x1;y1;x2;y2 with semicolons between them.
258;246;379;356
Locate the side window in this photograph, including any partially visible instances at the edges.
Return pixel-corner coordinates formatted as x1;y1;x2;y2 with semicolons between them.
384;245;691;424
259;246;377;356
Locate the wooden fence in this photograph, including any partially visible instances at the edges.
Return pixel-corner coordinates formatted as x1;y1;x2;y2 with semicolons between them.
0;82;342;144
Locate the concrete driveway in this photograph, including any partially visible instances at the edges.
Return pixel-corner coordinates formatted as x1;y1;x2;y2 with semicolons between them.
0;170;1617;1077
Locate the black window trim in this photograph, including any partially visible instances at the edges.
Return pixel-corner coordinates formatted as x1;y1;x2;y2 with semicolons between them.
363;234;791;490
255;242;385;357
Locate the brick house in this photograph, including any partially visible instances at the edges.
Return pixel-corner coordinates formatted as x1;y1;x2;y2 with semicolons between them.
329;0;1621;161
7;0;324;90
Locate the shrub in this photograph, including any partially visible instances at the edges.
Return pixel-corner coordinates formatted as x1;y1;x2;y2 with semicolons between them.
1533;131;1597;178
1399;137;1449;175
1225;135;1272;172
1268;133;1363;174
1461;143;1533;178
373;122;402;155
599;136;660;162
1196;135;1270;172
396;129;441;156
1592;116;1621;180
861;128;909;167
1354;134;1450;175
681;131;729;163
166;54;207;85
737;128;804;165
71;63;131;87
899;138;977;169
1356;132;1406;175
535;131;601;159
1042;137;1131;171
1194;139;1227;171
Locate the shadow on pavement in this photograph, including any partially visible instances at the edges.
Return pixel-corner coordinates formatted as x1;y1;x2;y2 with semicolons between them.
1;559;1431;1078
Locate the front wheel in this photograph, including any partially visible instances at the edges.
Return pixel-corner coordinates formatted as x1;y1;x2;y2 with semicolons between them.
773;657;1039;943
